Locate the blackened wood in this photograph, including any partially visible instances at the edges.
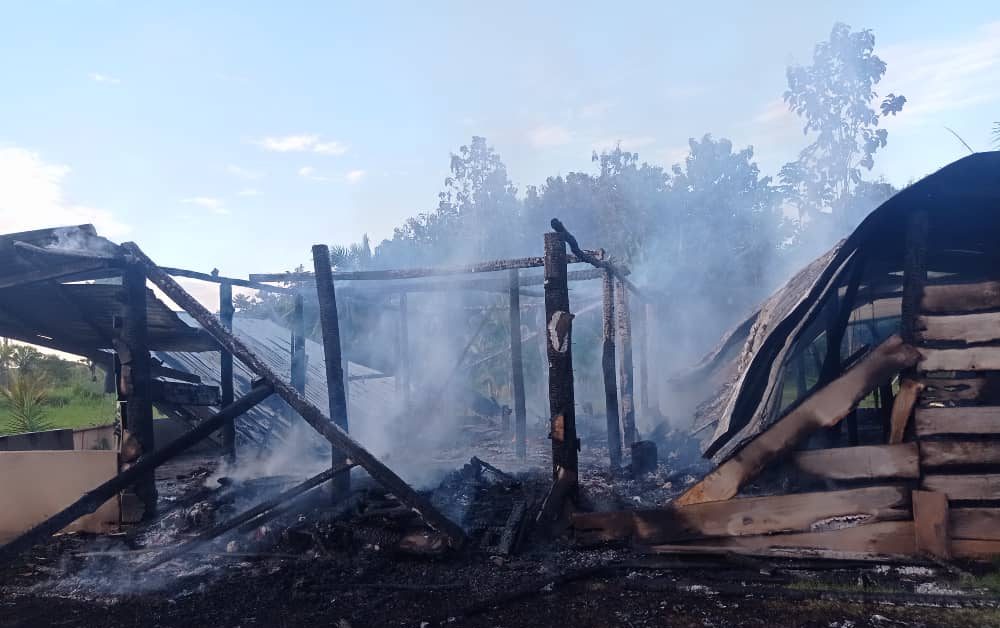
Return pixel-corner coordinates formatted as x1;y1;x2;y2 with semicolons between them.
509;269;527;460
0;384;273;564
548;218;646;302
901;211;929;343
151;380;220;406
219;281;235;458
143;461;354;571
543;231;578;486
121;262;157;516
124;242;467;546
602;269;622;469
290;294;306;394
636;302;650;416
312;245;351;497
249;252;600;283
160;266;294;294
397;291;410;408
615;277;637;446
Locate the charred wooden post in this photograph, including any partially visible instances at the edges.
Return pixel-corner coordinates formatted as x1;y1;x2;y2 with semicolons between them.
397;291;411;408
636;302;650;417
0;384;274;563
601;267;622;469
615;277;637;446
312;245;351;497
219;280;236;459
901;211;929;344
120;262;157;516
508;268;527;459
125;243;465;546
290;293;307;394
543;231;578;488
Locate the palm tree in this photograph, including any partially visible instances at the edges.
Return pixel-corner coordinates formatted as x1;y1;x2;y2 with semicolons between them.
1;372;54;434
0;338;13;388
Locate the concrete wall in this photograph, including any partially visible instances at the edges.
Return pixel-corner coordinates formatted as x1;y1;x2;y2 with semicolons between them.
0;450;120;543
73;424;116;451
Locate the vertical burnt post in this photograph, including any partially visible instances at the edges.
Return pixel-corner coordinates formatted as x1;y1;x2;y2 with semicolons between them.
121;262;157;516
312;245;351;497
397;291;411;409
543;231;578;485
601;265;622;469
615;277;637;446
901;211;929;345
219;280;236;459
290;293;307;394
508;268;527;460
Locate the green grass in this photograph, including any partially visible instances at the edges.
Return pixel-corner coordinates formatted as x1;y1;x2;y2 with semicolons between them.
0;370;118;436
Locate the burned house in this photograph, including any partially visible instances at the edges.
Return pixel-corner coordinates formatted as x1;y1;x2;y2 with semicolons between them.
576;151;1000;561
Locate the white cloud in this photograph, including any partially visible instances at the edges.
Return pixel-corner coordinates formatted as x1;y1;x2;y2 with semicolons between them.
881;21;1000;123
257;134;349;155
238;187;258;197
345;169;366;184
0;146;129;238
226;164;260;180
182;196;229;215
313;141;349;156
89;72;121;85
528;125;573;148
591;136;657;153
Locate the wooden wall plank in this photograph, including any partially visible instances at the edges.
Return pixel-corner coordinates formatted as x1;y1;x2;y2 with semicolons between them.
921;376;1000;403
922;281;1000;314
951;539;1000;561
912;490;951;559
919;347;1000;373
915;406;1000;436
951;508;1000;541
793;444;919;480
922;474;1000;501
917;312;1000;344
920;441;1000;467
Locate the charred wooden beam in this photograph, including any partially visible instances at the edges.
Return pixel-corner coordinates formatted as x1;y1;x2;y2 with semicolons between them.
509;269;527;460
901;211;929;342
636;302;650;417
540;230;578;522
616;277;637;447
151;380;220;406
602;268;622;470
219;280;236;459
290;294;307;394
922;281;1000;314
0;383;274;563
151;361;202;384
549;218;646;302
249;252;601;283
160;266;296;294
313;245;351;497
120;262;157;516
144;461;355;571
792;443;919;481
0;258;115;290
121;243;467;546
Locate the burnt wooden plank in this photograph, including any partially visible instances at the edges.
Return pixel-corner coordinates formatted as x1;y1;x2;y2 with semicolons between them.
920;440;1000;467
615;277;637;446
572;486;911;546
912;490;951;559
508;269;527;460
915;406;1000;436
951;538;1000;560
922;281;1000;314
917;312;1000;345
922;474;1000;501
121;263;156;516
675;335;919;506
920;375;1000;403
793;443;919;481
601;268;622;469
919;347;1000;373
219;281;235;458
151;380;220;406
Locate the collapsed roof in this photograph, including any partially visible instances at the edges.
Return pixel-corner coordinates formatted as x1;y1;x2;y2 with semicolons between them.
685;151;1000;463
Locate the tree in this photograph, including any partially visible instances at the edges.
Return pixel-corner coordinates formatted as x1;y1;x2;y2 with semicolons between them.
2;372;54;434
780;23;905;231
0;338;12;388
11;344;41;373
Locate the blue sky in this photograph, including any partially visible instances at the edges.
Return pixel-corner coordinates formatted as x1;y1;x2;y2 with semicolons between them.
1;1;998;302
